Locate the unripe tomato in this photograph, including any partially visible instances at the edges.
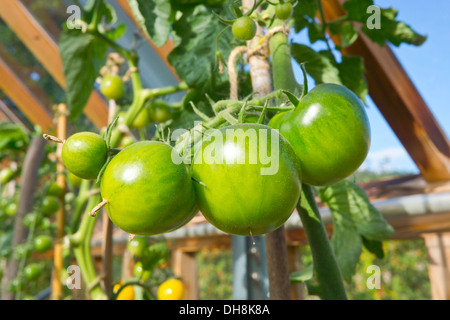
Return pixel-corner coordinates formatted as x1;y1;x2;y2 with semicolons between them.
133;261;152;281
62;132;108;180
24;263;42;281
118;109;151;129
41;195;61;217
4;202;17;217
191;123;301;236
269;83;371;186
127;236;148;257
23;212;42;228
0;167;16;184
148;100;173;123
157;279;185;300
100;75;125;100
120;136;134;148
68;172;82;188
275;2;292;20
46;182;64;197
34;235;53;253
232;16;257;41
100;141;197;236
113;282;135;300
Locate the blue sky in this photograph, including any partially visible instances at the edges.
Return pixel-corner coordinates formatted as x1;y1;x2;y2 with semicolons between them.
291;0;450;174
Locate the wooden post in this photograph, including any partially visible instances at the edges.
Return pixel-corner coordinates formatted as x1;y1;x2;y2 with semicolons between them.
51;104;67;300
171;249;199;300
421;232;450;300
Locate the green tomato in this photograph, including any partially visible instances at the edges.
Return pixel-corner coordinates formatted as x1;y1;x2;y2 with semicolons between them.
133;261;152;281
62;132;108;180
100;141;198;236
46;182;64;197
118;109;151;129
148;100;173;123
100;75;125;100
23;212;42;228
0;167;16;184
275;2;292;20
120;136;135;148
269;83;371;186
10;278;25;293
14;244;32;260
24;263;42;281
41;195;61;217
232;16;257;41
4;202;17;217
127;236;148;257
191;123;302;236
34;235;53;253
68;172;82;188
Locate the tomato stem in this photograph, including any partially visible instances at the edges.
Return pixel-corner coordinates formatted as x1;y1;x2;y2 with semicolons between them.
297;184;347;300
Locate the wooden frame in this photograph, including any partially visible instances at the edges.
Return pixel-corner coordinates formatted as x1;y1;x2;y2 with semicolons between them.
0;0;109;129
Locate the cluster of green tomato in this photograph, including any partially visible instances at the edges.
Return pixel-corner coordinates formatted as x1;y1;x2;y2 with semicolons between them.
230;0;294;41
60;81;370;239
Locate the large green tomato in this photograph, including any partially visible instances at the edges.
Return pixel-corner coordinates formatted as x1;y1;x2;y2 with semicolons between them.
62;132;108;180
191;123;301;236
100;141;197;236
269;83;371;186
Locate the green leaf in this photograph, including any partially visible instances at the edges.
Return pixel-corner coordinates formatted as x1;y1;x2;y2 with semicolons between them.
362;236;385;259
291;44;342;85
343;1;427;47
168;5;233;94
0;122;29;151
337;55;368;103
328;21;359;49
342;0;374;22
362;9;427;47
292;0;319;33
318;180;394;281
58;29;108;122
290;265;314;283
128;0;172;47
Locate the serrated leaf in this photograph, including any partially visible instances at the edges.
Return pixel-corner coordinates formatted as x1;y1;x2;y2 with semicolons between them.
291;44;342;85
319;180;394;281
128;0;171;47
58;29;107;122
168;5;232;93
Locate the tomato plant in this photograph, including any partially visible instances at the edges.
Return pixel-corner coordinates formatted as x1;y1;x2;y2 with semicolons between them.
0;0;422;302
23;263;42;281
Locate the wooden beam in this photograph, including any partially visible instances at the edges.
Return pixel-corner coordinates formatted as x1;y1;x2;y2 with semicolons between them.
0;0;108;129
0;57;53;131
115;0;180;81
170;249;199;300
322;0;450;182
421;232;450;300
